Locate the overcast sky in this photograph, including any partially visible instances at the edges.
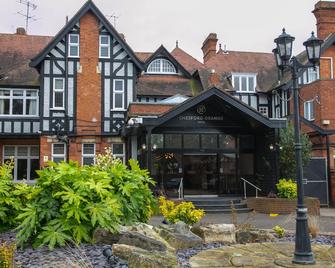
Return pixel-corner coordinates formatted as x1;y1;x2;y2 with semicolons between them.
0;0;330;61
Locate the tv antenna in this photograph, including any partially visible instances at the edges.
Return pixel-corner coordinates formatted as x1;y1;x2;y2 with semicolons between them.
17;0;37;33
106;13;119;28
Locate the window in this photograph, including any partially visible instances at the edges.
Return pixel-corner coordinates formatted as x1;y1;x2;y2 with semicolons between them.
99;35;110;58
112;143;125;163
232;73;256;92
53;78;65;109
82;143;95;165
3;145;39;181
304;100;314;121
299;67;319;84
259;106;269;116
52;143;66;163
113;80;124;110
68;34;79;57
0;89;38;116
147;59;176;74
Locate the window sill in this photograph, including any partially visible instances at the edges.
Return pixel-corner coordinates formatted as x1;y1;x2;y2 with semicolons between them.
0;115;39;118
50;108;65;111
111;109;126;112
236;91;256;94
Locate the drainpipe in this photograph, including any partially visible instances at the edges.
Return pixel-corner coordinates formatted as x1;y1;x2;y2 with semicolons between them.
325;135;332;205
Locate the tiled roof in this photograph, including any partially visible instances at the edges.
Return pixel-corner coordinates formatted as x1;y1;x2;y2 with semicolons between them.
204;50;277;92
128;103;175;116
0;33;52;86
136;75;196;96
171;47;203;74
135;52;153;62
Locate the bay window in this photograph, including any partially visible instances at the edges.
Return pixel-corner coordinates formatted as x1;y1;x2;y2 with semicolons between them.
0;89;38;116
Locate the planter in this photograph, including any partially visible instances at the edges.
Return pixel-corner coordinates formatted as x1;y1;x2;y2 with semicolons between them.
246;197;320;215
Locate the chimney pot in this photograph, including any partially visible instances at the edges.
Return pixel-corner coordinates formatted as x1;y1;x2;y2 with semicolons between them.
16;27;26;35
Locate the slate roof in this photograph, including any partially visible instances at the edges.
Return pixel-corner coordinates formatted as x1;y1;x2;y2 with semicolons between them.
0;33;52;86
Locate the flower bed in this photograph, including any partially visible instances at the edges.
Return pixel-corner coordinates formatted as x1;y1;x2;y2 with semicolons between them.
246;197;320;215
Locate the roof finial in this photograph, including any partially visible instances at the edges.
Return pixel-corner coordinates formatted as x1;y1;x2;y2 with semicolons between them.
176;40;179;48
219;43;222;50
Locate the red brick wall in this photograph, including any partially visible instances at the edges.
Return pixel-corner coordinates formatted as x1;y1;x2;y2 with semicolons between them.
76;11;101;135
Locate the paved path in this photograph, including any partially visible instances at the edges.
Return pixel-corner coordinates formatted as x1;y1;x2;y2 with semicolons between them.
150;208;335;233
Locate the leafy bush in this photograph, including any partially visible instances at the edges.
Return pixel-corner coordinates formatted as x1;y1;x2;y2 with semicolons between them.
0;160;32;230
159;196;204;225
276;179;297;199
16;149;156;250
273;225;285;238
0;242;16;268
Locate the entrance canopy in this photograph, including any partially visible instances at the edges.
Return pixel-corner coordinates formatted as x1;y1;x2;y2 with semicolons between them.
143;87;286;130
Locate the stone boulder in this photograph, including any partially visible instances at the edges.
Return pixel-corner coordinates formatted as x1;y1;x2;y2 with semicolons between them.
154;221;203;250
92;227;123;245
118;231;167;252
191;224;236;244
112;244;178;268
236;228;275;244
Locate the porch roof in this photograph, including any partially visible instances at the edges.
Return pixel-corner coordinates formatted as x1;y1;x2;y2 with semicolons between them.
142;87;287;129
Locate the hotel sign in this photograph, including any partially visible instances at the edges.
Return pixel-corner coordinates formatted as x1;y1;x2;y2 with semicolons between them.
178;104;224;121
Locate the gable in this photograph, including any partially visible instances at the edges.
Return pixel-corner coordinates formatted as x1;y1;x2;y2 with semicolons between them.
30;1;143;70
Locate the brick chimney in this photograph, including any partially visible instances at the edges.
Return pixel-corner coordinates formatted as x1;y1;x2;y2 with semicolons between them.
201;33;218;63
16;27;26;35
313;1;335;40
208;69;221;88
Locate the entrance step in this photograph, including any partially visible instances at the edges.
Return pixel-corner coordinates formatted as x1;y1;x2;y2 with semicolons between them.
184;197;253;214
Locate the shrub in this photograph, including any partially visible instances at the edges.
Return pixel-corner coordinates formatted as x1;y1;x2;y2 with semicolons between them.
159;196;204;225
273;225;285;238
276;179;297;199
0;242;16;268
0;160;32;230
308;215;320;238
16;149;156;250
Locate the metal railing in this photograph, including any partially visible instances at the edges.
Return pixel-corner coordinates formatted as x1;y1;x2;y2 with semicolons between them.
178;177;184;200
240;177;262;199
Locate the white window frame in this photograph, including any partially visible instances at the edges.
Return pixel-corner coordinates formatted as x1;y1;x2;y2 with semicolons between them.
82;143;96;166
304;100;314;121
99;35;110;58
112;79;125;110
53;78;65;109
232;73;257;93
112;143;125;163
0;89;39;117
299;67;320;85
68;34;80;58
2;145;39;182
147;59;176;74
259;106;269;117
52;143;66;162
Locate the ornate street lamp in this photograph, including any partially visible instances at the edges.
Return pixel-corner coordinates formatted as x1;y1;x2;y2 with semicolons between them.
273;29;323;265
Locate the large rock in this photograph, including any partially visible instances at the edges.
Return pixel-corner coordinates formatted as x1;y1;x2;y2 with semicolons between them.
112;244;178;268
154;221;203;250
118;231;167;252
191;224;236;244
236;228;275;244
92;227;123;245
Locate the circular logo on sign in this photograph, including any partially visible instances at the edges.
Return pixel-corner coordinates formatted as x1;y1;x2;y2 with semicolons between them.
197;105;206;115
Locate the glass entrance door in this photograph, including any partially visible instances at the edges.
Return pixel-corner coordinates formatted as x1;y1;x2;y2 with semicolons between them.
183;154;218;195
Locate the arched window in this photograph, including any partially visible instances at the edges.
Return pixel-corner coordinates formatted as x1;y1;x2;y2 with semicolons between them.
147;59;176;74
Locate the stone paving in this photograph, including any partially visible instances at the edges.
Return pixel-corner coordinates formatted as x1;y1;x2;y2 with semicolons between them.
189;242;335;268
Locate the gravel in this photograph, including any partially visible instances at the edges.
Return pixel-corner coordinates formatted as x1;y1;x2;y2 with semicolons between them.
1;231;334;268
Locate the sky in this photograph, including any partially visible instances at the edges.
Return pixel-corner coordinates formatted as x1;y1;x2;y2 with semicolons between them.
0;0;330;61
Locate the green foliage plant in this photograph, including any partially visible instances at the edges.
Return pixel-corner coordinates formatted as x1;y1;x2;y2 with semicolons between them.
273;225;285;238
0;160;32;230
16;148;156;250
279;123;312;179
159;196;204;225
276;179;297;199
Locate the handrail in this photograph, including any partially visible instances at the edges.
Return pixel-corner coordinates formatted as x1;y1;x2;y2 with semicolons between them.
178;177;184;200
240;177;262;199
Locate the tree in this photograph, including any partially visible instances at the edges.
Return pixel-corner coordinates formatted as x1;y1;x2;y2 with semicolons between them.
279;123;312;179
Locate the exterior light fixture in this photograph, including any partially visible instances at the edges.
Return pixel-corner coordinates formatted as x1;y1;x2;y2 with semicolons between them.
303;32;323;66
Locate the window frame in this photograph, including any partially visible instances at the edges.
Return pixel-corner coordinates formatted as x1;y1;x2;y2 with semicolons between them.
147;59;176;74
53;78;65;109
2;145;39;182
68;33;80;58
52;143;66;163
99;35;110;58
82;143;96;166
112;79;125;110
112;143;125;163
232;73;257;93
304;100;315;121
0;89;39;116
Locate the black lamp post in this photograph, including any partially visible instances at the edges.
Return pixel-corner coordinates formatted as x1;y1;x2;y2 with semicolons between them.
273;28;323;265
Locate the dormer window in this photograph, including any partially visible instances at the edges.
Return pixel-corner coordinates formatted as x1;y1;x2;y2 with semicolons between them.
147;59;176;74
232;73;257;93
